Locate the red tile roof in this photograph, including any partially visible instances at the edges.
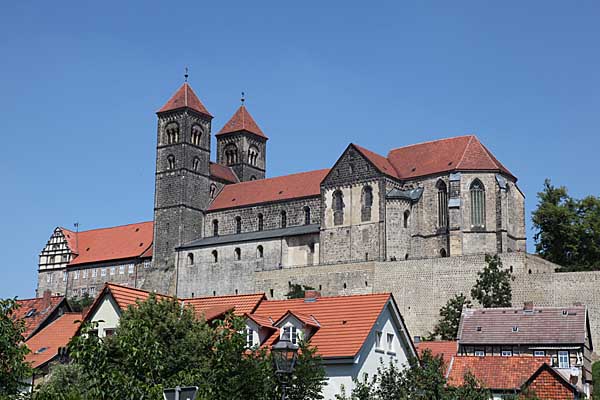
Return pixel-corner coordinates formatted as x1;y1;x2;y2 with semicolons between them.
353;144;399;178
416;340;458;363
208;169;329;211
62;221;153;266
216;105;267;139
447;356;548;390
252;293;392;358
210;162;239;183
157;83;212;117
185;293;266;317
458;306;588;345
14;295;67;339
25;313;82;369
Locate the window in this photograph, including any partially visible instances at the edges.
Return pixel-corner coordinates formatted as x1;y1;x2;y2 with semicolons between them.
167;155;175;170
62;254;69;262
248;146;259;166
387;333;395;353
92;269;97;278
361;186;373;222
82;269;88;279
212;220;219;236
558;351;569;368
74;270;79;280
235;216;242;234
257;245;264;259
403;210;410;228
437;180;449;228
187;253;194;265
257;214;264;231
512;326;519;332
212;250;218;263
143;259;152;269
128;264;134;274
119;265;125;275
101;268;106;277
283;326;298;345
209;184;217;199
281;211;287;228
89;287;96;296
49;256;55;264
165;122;179;144
246;327;255;348
376;331;383;350
191;124;202;146
46;274;51;283
224;144;238;165
234;248;241;261
501;350;513;357
470;179;486;228
192;157;200;172
110;267;115;276
440;248;447;258
534;350;545;357
333;191;344;225
474;350;485;357
250;175;257;180
303;206;311;225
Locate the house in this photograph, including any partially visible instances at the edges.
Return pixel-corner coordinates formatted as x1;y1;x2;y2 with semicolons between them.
457;302;594;397
245;291;417;399
446;356;586;399
14;290;71;340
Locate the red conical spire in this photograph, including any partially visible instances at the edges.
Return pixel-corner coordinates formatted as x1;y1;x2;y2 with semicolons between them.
158;83;212;117
216;105;267;139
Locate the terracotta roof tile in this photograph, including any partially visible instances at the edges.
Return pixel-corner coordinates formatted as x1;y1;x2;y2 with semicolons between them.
62;221;153;266
208;169;329;211
216;105;267;139
25;312;82;369
416;340;458;363
447;356;549;390
185;293;266;317
210;162;239;183
157;83;212;116
14;296;66;339
352;144;399;178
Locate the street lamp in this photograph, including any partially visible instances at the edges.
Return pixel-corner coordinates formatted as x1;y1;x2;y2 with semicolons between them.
271;331;299;400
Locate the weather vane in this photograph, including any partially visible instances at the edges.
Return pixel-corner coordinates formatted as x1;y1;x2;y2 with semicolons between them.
184;67;189;82
241;91;245;105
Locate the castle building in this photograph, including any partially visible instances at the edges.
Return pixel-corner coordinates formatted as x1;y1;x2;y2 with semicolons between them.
36;80;526;298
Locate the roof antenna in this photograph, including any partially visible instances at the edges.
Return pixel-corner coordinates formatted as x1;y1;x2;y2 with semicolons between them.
184;67;189;83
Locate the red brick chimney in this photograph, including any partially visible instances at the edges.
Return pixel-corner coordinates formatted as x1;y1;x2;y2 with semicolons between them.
42;289;52;309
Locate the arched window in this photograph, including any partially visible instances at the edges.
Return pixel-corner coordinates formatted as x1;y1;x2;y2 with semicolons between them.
250;175;257;180
192;157;200;172
165;122;179;144
224;144;238;165
440;248;447;258
470;179;486;228
209;184;217;199
212;250;218;263
361;186;373;222
234;248;241;261
280;211;287;228
187;253;194;265
257;245;264;259
333;190;344;225
191;124;203;146
403;210;410;228
248;146;259;166
257;213;264;231
303;206;311;225
235;216;242;234
437;180;449;229
167;155;175;170
212;220;219;236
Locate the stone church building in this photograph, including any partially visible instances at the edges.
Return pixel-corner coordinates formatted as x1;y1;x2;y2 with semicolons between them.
36;80;526;299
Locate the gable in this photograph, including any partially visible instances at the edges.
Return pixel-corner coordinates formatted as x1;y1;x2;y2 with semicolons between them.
321;145;387;187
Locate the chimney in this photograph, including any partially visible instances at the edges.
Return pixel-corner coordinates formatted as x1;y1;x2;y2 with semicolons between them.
304;290;321;302
523;301;534;311
42;289;52;309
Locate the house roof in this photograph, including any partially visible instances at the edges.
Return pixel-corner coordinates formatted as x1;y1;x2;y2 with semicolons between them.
210;162;239;183
416;340;458;363
185;293;266;317
458;305;588;345
353;144;399;178
252;293;392;358
446;356;548;390
208;169;329;211
25;312;82;369
62;221;153;266
216;105;267;139
157;82;212;117
14;295;67;339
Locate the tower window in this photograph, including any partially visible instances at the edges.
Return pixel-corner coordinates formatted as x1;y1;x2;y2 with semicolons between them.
191;124;203;146
437;180;448;229
303;206;311;225
212;250;218;263
333;191;344;225
470;179;486;228
361;186;373;222
248;145;259;166
257;245;264;259
257;214;264;231
234;247;241;260
192;157;200;172
440;248;447;258
165;122;179;144
167;155;175;170
403;210;410;229
209;184;217;199
281;211;287;228
187;253;194;265
235;216;242;234
224;144;238;165
212;220;219;236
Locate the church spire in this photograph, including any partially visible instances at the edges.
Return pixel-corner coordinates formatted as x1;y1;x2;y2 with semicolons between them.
216;102;267;139
158;81;212;117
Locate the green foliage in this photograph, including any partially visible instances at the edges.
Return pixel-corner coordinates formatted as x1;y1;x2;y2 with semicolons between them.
33;363;86;400
593;361;600;400
280;341;326;400
67;294;93;313
532;179;600;271
37;293;325;400
0;298;32;396
471;254;513;308
429;293;471;340
285;284;315;299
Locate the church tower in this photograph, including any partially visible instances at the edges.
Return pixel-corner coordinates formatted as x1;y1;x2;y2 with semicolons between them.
216;101;268;181
153;81;213;270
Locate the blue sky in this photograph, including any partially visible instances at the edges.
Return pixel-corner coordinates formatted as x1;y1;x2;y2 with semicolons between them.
1;1;598;299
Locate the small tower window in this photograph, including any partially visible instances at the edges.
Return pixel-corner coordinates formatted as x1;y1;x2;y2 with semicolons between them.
191;124;203;146
440;248;447;258
248;145;259;166
437;180;448;229
234;248;241;260
212;250;218;263
235;216;242;234
281;211;287;228
167;155;175;170
192;157;200;172
187;253;194;265
257;245;264;259
209;184;217;199
257;214;264;231
165;122;179;144
333;191;344;225
403;210;410;228
361;186;373;222
224;144;239;165
212;220;219;236
470;179;486;228
303;206;311;225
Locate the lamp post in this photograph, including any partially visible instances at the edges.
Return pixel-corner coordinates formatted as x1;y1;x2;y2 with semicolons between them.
271;331;299;400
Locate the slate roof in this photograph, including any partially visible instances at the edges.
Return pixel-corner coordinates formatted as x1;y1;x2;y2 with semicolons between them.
458;305;588;345
25;312;82;369
216;105;267;139
157;82;212;117
62;221;153;266
14;295;67;339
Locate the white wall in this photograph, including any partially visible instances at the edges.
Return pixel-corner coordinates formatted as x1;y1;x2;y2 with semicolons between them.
89;295;121;338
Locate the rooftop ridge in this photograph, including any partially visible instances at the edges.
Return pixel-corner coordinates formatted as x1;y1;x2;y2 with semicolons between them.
219;168;330;188
16;295;64;302
386;134;475;155
184;292;266;301
60;221;153;235
259;292;391;305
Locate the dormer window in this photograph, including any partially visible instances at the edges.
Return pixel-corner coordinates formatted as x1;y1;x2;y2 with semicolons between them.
282;326;298;345
246;327;256;348
512;326;519;332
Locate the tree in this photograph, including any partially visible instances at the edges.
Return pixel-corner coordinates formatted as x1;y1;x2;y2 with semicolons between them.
593;361;600;400
285;284;315;299
0;298;32;396
67;294;93;313
33;363;86;400
429;293;471;340
471;254;512;308
532;179;600;271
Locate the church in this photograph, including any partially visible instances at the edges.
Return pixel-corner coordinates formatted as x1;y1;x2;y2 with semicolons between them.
36;80;526;299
